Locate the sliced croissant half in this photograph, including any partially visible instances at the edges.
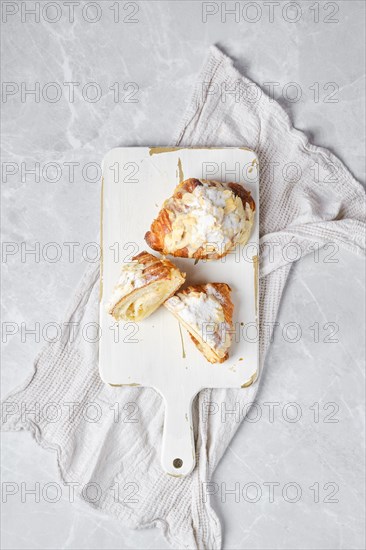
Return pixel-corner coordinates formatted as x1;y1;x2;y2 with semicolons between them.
106;251;185;322
145;178;255;260
164;283;234;363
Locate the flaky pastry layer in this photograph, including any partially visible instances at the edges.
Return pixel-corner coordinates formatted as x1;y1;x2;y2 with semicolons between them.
106;251;185;322
145;178;255;260
164;282;234;363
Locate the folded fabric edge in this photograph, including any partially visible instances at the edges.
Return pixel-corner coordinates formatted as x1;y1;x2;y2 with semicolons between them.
0;261;100;409
173;44;365;199
2;411;195;547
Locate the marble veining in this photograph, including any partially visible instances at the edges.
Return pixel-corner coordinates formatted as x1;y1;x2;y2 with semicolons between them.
1;1;365;549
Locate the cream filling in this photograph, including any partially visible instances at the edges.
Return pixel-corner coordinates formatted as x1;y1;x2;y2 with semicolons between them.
110;276;183;322
106;261;147;312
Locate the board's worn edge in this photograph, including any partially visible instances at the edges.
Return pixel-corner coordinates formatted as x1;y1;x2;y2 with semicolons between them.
148;146;253;156
99;176;104;302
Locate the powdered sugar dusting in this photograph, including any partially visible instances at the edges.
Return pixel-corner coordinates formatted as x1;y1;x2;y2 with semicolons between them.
164;180;254;256
106;262;149;311
165;284;232;356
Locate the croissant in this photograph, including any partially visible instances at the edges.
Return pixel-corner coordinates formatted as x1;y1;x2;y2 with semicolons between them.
145;178;255;260
164;283;234;363
106;251;185;322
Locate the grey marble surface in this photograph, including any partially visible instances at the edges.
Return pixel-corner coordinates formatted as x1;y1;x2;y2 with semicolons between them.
1;1;365;549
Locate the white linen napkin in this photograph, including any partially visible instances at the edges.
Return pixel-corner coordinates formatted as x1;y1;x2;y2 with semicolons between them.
2;46;365;550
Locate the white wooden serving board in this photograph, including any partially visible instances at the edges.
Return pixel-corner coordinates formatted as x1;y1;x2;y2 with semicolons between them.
99;147;259;477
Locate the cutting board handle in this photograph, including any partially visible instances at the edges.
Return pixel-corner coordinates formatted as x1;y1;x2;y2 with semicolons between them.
161;389;196;477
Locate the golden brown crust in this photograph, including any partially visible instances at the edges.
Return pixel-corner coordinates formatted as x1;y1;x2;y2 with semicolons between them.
145;210;172;253
164;282;234;364
145;180;202;255
190;282;233;363
174;178;202;196
189;332;230;363
145;178;255;260
131;251;176;282
227;182;256;212
189;333;228;364
107;251;185;321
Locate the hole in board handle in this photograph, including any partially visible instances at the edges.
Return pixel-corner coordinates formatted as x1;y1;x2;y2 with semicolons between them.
173;458;183;469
